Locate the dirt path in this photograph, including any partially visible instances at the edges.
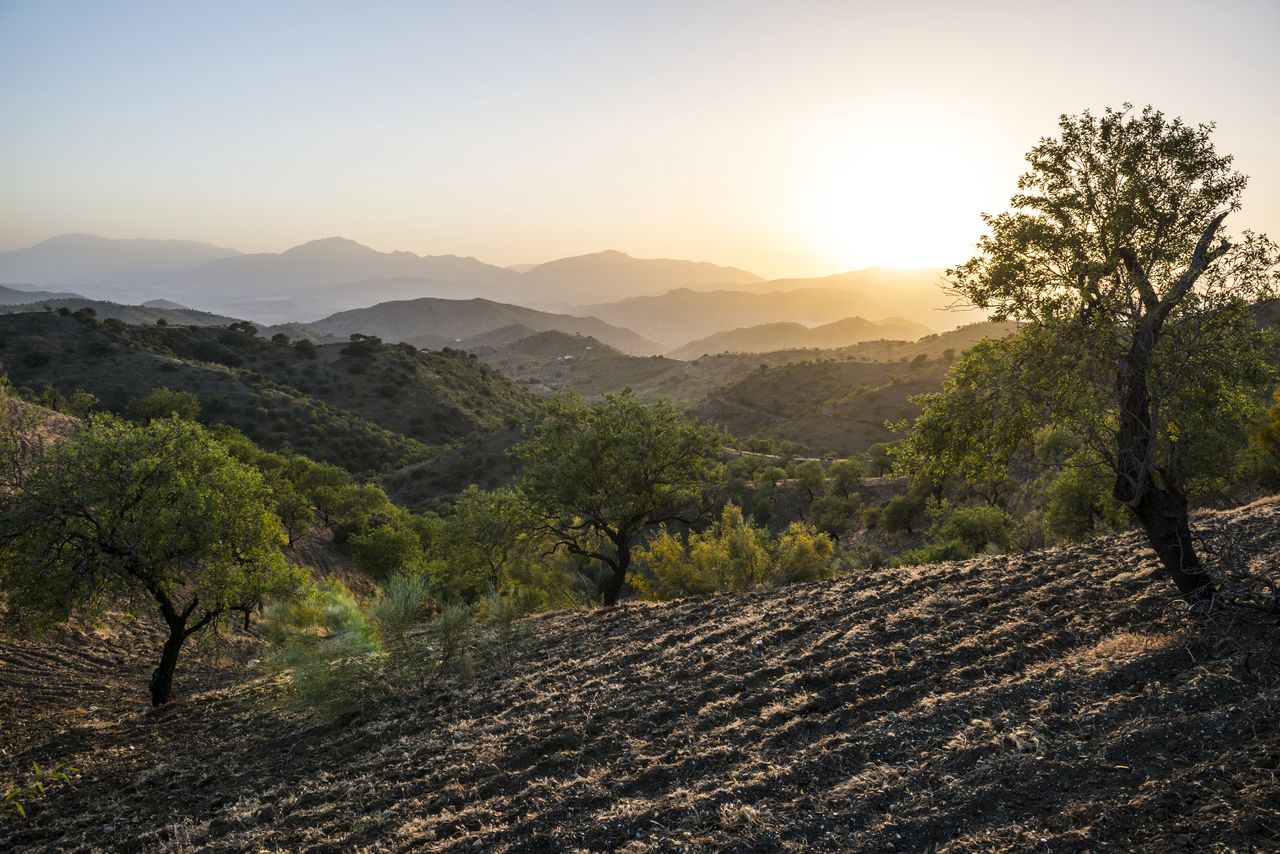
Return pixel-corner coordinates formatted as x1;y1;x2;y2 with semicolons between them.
3;501;1280;851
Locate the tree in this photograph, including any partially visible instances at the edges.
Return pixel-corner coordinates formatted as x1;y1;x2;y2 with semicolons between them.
129;387;202;423
443;486;533;600
794;460;826;503
513;392;726;605
0;414;298;704
926;105;1279;604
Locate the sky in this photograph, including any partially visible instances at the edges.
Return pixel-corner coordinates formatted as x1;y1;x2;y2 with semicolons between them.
2;0;1278;278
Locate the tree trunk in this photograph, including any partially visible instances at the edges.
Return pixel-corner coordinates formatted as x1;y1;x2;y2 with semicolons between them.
602;543;632;607
149;623;186;706
1129;484;1216;603
1113;320;1216;606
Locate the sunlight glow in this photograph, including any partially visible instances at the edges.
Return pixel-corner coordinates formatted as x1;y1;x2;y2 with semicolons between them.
801;126;1003;271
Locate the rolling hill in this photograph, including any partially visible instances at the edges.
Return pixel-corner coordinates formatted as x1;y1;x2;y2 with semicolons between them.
306;297;664;356
0;298;245;328
0;284;84;305
670;315;932;359
693;357;951;456
0;312;536;475
4;498;1277;850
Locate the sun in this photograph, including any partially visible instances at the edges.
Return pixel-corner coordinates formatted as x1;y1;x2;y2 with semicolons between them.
800;127;998;271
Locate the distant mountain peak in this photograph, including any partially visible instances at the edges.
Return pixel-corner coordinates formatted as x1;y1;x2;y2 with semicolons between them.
282;236;379;256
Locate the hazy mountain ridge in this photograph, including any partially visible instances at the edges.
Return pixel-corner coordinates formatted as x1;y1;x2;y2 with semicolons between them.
0;284;84;305
522;249;763;303
306;296;665;355
0;236;982;343
0;233;240;285
0;297;245;328
669;315;932;359
574;275;977;347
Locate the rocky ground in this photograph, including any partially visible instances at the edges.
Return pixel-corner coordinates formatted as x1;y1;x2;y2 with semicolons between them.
3;500;1280;852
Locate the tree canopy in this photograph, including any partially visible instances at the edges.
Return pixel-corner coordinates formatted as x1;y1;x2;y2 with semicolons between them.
0;413;299;703
513;391;726;605
909;104;1279;604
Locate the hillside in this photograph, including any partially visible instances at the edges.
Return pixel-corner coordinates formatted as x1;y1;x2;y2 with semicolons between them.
0;298;244;327
0;285;83;305
0;312;535;475
307;297;664;356
670;315;932;359
4;499;1278;851
694;358;950;456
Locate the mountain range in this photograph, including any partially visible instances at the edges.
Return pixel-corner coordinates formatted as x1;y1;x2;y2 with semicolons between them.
0;235;971;337
0;235;770;324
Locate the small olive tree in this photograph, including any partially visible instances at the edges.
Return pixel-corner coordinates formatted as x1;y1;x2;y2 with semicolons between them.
513;392;726;605
0;413;300;704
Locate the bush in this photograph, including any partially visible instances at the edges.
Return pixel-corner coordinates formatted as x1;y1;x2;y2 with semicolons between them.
772;521;837;584
811;494;856;536
631;504;839;601
263;580;383;713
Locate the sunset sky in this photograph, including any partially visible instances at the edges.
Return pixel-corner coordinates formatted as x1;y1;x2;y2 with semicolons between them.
2;0;1278;278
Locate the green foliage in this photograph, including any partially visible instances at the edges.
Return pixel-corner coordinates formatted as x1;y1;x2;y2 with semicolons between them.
794;460;826;502
896;501;1013;566
0;414;294;629
772;521;838;585
631;504;837;601
879;493;924;535
810;494;857;537
2;762;79;823
263;580;382;712
1255;386;1280;485
348;523;426;581
1042;458;1129;543
129;387;201;423
0;414;300;702
440;486;533;601
514;391;727;604
828;459;862;497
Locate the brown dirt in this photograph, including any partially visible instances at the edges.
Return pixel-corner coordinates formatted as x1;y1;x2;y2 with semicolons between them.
4;501;1280;852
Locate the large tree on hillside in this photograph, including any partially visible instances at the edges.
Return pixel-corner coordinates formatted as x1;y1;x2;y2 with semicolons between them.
908;105;1279;606
513;392;726;605
0;413;300;704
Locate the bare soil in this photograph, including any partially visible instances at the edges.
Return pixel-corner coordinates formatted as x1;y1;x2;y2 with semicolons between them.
3;500;1280;852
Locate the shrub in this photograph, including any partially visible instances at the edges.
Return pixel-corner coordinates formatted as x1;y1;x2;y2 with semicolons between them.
632;504;838;601
2;762;79;823
264;580;382;713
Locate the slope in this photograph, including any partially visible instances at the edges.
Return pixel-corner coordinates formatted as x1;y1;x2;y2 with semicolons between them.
0;298;244;327
4;500;1278;851
693;357;950;455
0;312;536;475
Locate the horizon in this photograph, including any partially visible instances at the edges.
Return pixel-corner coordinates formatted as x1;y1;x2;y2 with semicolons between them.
3;1;1279;279
5;231;951;280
